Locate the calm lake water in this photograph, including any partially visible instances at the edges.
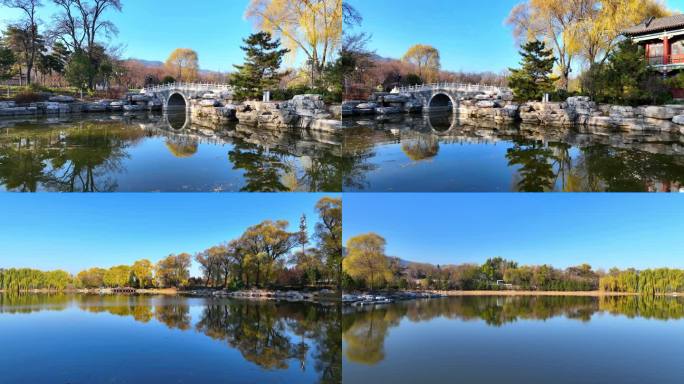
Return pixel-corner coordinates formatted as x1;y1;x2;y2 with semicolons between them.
342;114;684;192
0;294;341;384
0;113;341;192
342;295;684;384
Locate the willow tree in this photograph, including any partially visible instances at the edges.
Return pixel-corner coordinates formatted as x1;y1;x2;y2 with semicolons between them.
155;253;191;288
103;265;132;288
506;0;671;91
240;220;298;287
572;0;669;66
506;0;593;91
131;259;154;289
343;233;392;291
402;44;441;84
246;0;343;86
165;48;198;82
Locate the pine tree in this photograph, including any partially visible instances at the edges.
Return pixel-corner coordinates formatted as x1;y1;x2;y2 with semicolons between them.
508;40;558;102
231;32;289;101
299;214;308;255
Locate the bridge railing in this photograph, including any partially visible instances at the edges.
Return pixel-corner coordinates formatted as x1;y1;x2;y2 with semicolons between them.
142;82;234;93
393;82;511;94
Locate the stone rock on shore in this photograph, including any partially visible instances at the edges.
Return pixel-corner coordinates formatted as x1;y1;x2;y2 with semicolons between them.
49;95;75;103
672;115;684;125
376;106;402;115
287;94;331;119
643;106;678;120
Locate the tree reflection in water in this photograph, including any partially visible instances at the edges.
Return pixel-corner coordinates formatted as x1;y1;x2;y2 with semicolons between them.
0;294;341;384
401;134;440;161
0;115;342;192
342;295;684;365
506;138;556;192
342;118;684;192
195;300;341;383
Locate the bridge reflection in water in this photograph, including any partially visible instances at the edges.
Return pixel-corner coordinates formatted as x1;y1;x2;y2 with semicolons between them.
0;112;342;192
342;114;684;192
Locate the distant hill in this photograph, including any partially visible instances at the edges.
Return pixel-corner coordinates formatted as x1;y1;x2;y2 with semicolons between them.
126;58;164;67
125;58;229;76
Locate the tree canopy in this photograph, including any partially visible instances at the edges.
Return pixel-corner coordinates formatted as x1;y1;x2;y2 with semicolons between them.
165;48;199;82
246;0;342;86
232;31;289;100
402;44;440;84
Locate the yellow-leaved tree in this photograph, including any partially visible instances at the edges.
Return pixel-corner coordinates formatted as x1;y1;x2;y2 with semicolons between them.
246;0;343;86
165;48;199;82
573;0;670;66
506;0;671;90
402;44;441;84
343;233;392;291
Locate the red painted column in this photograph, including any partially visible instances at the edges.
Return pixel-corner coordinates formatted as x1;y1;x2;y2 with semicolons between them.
664;36;670;65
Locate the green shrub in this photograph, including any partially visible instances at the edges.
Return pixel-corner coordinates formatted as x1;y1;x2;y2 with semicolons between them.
666;72;684;89
549;89;579;102
271;85;341;103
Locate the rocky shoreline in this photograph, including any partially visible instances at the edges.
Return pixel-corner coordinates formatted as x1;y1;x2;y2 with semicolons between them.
190;94;341;133
183;288;340;303
342;290;679;306
342;291;446;306
1;288;340;303
344;90;684;134
0;94;163;117
0;92;341;133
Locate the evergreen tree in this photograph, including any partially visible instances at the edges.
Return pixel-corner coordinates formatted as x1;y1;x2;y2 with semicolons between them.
0;42;16;82
232;32;289;100
508;40;558;102
601;40;669;106
299;213;308;255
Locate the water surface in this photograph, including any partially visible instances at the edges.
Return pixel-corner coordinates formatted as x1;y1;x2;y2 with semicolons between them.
342;114;684;192
0;113;341;192
0;294;341;384
342;295;684;384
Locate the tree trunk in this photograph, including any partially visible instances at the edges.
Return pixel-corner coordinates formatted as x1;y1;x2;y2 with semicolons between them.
255;262;260;288
26;64;32;85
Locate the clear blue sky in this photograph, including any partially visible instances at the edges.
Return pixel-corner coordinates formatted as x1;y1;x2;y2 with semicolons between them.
344;194;684;271
347;0;684;73
0;0;259;71
0;194;337;276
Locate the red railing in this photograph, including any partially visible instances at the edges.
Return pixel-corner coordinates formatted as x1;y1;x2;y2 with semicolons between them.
648;54;684;65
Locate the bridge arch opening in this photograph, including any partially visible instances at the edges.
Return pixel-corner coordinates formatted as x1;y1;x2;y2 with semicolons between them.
166;111;190;130
167;92;187;109
428;93;454;112
427;112;457;133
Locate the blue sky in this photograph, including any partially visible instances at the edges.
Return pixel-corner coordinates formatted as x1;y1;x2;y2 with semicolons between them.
0;0;256;71
0;194;336;276
343;194;684;271
347;0;684;73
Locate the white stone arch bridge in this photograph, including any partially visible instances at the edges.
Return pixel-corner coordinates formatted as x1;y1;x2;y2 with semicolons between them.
392;83;512;112
141;83;234;110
